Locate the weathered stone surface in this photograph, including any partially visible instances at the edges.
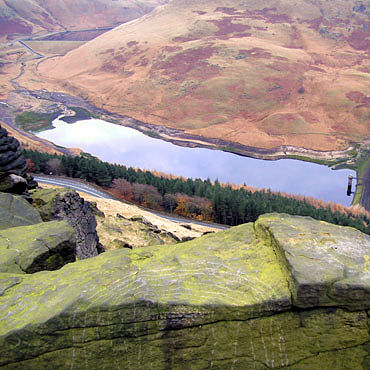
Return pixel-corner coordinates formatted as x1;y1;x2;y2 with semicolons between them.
0;305;368;369
256;213;370;310
0;174;27;193
30;188;104;259
0;125;27;178
0;220;75;274
0;126;37;197
0;192;42;230
0;214;369;368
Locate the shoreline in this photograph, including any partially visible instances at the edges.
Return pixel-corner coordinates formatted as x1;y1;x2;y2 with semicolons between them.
13;87;360;165
121;116;357;166
5;87;369;209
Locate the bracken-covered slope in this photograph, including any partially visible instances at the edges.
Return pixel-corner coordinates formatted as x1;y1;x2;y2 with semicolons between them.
39;0;370;151
0;0;169;40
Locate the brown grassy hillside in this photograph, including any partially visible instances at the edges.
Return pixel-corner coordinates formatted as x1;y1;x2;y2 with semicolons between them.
0;0;169;41
38;0;370;151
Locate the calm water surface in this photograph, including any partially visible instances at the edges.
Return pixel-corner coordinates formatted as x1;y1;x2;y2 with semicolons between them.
37;118;356;206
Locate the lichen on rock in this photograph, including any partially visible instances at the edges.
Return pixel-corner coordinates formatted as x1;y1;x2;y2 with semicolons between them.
0;192;42;230
256;213;370;310
0;214;369;368
0;220;75;274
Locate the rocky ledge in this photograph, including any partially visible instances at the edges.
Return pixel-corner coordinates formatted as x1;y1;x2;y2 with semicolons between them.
30;188;104;259
0;213;369;369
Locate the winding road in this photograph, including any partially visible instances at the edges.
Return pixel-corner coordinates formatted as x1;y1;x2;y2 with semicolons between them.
15;26;115;60
34;175;228;229
34;176;114;199
17;40;44;59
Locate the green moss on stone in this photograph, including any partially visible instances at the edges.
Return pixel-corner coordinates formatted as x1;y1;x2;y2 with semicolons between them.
256;213;370;310
0;214;369;368
0;220;75;274
0;192;42;230
29;188;71;221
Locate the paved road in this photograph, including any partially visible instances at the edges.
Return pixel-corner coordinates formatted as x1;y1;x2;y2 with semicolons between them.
34;176;114;199
35;176;228;229
30;26;114;41
17;40;44;58
15;26;115;61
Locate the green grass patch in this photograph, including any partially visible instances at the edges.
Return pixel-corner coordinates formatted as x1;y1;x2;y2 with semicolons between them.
143;130;161;139
285;154;331;165
61;107;99;123
15;111;61;132
105;118;121;124
220;146;243;155
285;154;354;168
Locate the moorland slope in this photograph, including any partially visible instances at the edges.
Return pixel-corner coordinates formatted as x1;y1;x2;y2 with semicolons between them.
0;0;169;41
38;0;370;151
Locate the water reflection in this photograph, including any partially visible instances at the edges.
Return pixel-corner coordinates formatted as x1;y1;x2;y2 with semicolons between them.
37;118;356;206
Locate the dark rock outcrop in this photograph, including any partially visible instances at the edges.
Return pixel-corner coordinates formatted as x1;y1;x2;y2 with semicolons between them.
0;125;27;178
0;126;102;259
0;125;36;196
0;173;27;194
30;188;104;259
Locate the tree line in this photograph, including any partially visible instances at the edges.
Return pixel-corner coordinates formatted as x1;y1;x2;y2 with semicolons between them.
23;149;370;234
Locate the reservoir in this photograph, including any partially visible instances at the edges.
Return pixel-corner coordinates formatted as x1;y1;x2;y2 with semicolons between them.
37;117;356;206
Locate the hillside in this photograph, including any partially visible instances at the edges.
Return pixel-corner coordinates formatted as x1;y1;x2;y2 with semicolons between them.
0;0;169;41
37;0;370;152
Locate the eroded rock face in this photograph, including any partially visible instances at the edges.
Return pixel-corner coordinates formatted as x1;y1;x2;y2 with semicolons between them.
0;126;27;178
0;125;36;196
30;188;104;259
0;214;369;368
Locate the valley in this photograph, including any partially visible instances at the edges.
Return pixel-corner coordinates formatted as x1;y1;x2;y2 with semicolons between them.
0;0;369;209
1;3;370;369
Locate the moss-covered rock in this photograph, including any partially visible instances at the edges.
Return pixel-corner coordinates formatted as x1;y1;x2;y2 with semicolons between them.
0;220;75;274
0;174;27;194
0;214;369;368
0;192;42;230
256;213;370;310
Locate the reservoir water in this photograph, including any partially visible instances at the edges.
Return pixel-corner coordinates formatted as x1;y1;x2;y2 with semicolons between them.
37;117;356;206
